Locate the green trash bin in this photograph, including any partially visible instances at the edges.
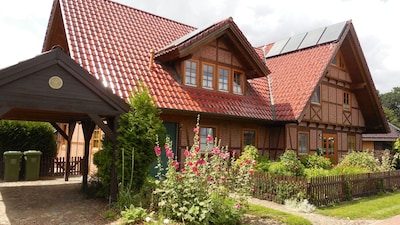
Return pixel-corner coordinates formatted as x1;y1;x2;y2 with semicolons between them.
3;151;23;182
23;150;42;181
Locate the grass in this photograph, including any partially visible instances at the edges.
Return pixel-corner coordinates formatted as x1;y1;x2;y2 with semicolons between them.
316;191;400;219
244;203;312;225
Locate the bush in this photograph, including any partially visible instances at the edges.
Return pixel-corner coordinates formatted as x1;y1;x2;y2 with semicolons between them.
269;150;305;176
93;85;166;197
255;154;270;172
300;154;332;170
0;120;57;157
338;151;380;172
120;205;148;224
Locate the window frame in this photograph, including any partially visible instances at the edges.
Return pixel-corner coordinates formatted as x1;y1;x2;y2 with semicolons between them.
184;60;199;87
343;91;351;111
298;132;309;155
218;66;231;93
233;70;244;95
311;84;321;104
242;129;257;148
199;126;217;151
201;62;215;90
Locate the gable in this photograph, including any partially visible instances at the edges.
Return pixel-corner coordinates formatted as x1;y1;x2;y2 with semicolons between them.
0;48;129;122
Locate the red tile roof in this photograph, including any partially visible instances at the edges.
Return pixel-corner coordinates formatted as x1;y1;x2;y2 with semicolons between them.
54;0;274;120
264;43;337;120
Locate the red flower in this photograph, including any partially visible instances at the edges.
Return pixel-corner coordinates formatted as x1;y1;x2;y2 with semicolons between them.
166;149;173;159
154;146;161;156
245;159;251;164
249;169;254;174
195;147;200;153
206;135;213;143
172;161;179;169
181;168;186;173
184;150;190;157
193;128;198;133
211;148;220;154
192;166;198;172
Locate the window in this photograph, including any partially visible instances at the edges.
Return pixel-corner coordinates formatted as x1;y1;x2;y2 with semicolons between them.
243;129;256;147
343;91;350;110
348;135;355;153
185;60;197;86
311;85;320;104
200;127;216;151
218;67;229;92
92;126;102;150
298;132;309;154
233;71;243;94
202;64;214;89
331;52;345;69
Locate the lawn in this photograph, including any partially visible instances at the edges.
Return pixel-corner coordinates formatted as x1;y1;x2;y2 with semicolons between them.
245;203;312;225
316;191;400;219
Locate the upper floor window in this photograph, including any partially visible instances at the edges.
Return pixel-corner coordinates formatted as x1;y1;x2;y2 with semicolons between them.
200;126;216;151
343;91;351;110
298;132;309;155
218;68;229;92
202;64;214;89
233;71;243;95
185;60;197;86
311;84;321;104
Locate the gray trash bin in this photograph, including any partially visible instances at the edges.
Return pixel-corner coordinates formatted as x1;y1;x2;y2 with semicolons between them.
3;151;23;182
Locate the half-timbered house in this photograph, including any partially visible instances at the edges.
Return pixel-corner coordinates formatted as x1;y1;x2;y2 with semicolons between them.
42;0;388;166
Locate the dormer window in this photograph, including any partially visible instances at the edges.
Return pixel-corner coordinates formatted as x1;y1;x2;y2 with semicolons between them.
202;63;214;89
233;71;243;95
218;67;229;92
331;52;346;69
185;60;198;86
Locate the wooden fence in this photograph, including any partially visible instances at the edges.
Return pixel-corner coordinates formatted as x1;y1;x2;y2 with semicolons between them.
40;156;83;177
253;170;400;206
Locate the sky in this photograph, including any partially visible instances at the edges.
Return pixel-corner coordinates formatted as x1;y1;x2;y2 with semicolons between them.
0;0;398;94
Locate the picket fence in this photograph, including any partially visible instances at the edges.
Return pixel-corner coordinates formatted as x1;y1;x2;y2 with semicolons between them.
252;170;400;206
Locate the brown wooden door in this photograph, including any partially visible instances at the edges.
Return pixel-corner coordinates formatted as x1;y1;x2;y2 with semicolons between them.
322;133;338;164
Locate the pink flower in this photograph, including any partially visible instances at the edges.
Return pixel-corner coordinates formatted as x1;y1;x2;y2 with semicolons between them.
249;168;254;174
184;150;190;157
211;148;220;154
220;152;230;159
196;159;206;166
252;160;257;165
166;149;173;159
196;171;201;176
192;166;198;172
235;203;241;210
172;161;179;169
181;168;186;173
195;147;200;152
206;135;213;143
154;146;161;156
221;177;226;183
245;159;251;164
188;161;193;166
193;127;198;133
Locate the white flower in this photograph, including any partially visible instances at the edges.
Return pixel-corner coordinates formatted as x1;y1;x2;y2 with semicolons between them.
163;218;170;224
145;217;152;222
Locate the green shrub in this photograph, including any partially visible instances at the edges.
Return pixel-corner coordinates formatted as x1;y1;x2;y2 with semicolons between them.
120;205;148;224
338;151;379;172
269;150;305;176
300;154;332;170
93;85;166;197
255;154;270;172
235;145;258;167
0;120;57;157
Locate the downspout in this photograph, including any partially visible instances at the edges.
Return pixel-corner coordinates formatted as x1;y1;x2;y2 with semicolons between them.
262;45;276;120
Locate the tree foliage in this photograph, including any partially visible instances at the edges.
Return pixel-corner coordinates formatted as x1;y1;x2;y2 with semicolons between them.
0;120;57;157
380;87;400;127
93;85;166;197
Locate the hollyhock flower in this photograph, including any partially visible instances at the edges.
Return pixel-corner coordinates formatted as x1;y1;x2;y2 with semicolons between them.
245;158;251;164
166;149;173;159
235;203;241;210
249;168;254;174
196;171;201;176
220;152;230;159
221;177;226;183
252;160;257;165
195;147;200;152
172;161;179;169
206;135;213;143
196;159;206;166
193;127;198;133
188;161;193;166
192;166;198;172
184;150;190;157
211;148;220;154
154;146;161;156
181;168;186;173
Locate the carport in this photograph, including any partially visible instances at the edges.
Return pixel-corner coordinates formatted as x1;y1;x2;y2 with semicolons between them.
0;47;130;200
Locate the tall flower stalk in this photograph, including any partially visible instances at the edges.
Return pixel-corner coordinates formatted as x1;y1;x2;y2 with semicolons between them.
153;115;256;224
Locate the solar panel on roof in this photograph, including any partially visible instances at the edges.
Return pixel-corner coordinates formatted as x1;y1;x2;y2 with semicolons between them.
281;33;307;54
318;21;346;44
298;27;326;49
265;38;290;58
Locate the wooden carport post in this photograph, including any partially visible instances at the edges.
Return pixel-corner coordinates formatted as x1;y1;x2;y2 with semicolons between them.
81;120;96;190
65;121;76;181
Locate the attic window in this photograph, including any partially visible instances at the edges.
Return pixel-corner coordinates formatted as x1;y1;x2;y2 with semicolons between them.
343;91;351;110
233;71;244;95
218;67;229;92
202;63;214;89
185;60;198;86
331;52;346;69
311;85;321;104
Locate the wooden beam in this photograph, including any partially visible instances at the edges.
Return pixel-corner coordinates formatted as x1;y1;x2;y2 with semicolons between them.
65;122;76;181
50;122;68;140
88;114;117;141
81;120;96;190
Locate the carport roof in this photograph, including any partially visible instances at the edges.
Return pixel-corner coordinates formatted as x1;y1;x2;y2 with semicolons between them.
0;47;130;123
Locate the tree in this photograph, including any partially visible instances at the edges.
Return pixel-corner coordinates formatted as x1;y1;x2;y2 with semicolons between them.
93;85;166;197
380;87;400;127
